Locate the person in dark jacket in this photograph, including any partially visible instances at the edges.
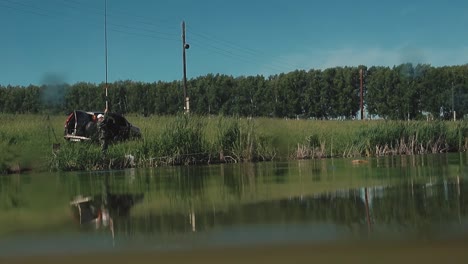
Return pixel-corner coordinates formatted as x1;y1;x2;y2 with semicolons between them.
97;109;110;155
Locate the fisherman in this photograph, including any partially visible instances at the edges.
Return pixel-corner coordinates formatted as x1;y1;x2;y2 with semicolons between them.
97;108;110;155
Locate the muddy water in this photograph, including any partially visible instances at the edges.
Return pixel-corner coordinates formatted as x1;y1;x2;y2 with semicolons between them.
1;153;468;263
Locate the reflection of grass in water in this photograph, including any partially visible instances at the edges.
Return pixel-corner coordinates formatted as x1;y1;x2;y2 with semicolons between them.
128;157;450;216
2;161;381;235
0;154;463;237
0;173;72;236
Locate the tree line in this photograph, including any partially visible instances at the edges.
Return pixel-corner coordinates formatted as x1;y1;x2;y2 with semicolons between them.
1;63;467;120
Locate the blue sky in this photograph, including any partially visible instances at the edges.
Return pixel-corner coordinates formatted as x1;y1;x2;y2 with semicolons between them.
1;0;467;86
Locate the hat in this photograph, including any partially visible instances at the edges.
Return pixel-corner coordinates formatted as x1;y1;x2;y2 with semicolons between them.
97;114;104;119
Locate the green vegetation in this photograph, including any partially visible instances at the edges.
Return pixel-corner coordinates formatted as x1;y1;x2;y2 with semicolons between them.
1;64;468;120
0;114;60;174
0;173;71;236
49;115;278;171
2;63;467;173
0;113;467;173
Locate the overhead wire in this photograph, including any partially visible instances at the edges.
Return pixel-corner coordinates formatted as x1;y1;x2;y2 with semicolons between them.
0;0;62;18
58;0;179;31
188;38;287;74
187;25;305;73
2;0;303;77
2;0;179;42
52;0;180;38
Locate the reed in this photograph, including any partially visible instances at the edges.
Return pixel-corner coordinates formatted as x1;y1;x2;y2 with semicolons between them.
1;113;467;172
0;114;62;173
157;114;207;165
353;120;468;156
292;120;468;159
46;115;278;170
213;117;276;162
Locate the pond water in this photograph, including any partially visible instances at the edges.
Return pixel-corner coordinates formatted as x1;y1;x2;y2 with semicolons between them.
1;153;468;261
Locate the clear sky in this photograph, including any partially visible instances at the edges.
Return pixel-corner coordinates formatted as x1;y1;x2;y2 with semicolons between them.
1;0;468;86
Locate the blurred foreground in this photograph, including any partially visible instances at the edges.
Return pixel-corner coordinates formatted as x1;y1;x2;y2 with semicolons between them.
3;239;468;264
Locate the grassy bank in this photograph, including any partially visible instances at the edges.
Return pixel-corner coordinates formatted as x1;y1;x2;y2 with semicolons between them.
0;113;467;172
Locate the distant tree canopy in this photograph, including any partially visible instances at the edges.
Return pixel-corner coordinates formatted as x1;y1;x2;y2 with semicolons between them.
1;63;467;120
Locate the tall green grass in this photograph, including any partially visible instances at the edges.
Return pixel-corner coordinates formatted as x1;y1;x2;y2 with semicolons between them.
354;121;468;156
47;115;278;171
0;114;62;173
1;113;467;172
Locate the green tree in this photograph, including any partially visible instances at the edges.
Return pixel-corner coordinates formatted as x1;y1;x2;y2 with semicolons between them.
303;69;323;119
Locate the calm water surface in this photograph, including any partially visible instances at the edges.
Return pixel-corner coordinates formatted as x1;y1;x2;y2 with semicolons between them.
1;153;467;257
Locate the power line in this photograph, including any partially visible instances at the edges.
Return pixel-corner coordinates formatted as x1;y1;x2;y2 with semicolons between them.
1;0;180;42
189;39;287;74
188;27;262;58
62;0;175;24
187;25;305;71
3;0;305;78
0;0;61;18
60;0;300;74
188;35;300;74
107;21;179;39
108;28;178;43
53;0;180;34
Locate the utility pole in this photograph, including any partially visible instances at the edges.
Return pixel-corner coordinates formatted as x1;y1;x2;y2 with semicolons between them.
182;21;190;114
359;68;364;120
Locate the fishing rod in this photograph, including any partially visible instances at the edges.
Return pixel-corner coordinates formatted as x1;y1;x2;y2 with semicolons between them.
104;0;109;111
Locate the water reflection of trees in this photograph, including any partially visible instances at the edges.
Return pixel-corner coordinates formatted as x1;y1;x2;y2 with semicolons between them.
0;174;28;210
112;179;467;240
371;181;467;230
57;156;468;240
2;153;465;240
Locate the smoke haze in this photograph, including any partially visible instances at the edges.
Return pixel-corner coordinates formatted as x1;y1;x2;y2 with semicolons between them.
40;73;68;108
